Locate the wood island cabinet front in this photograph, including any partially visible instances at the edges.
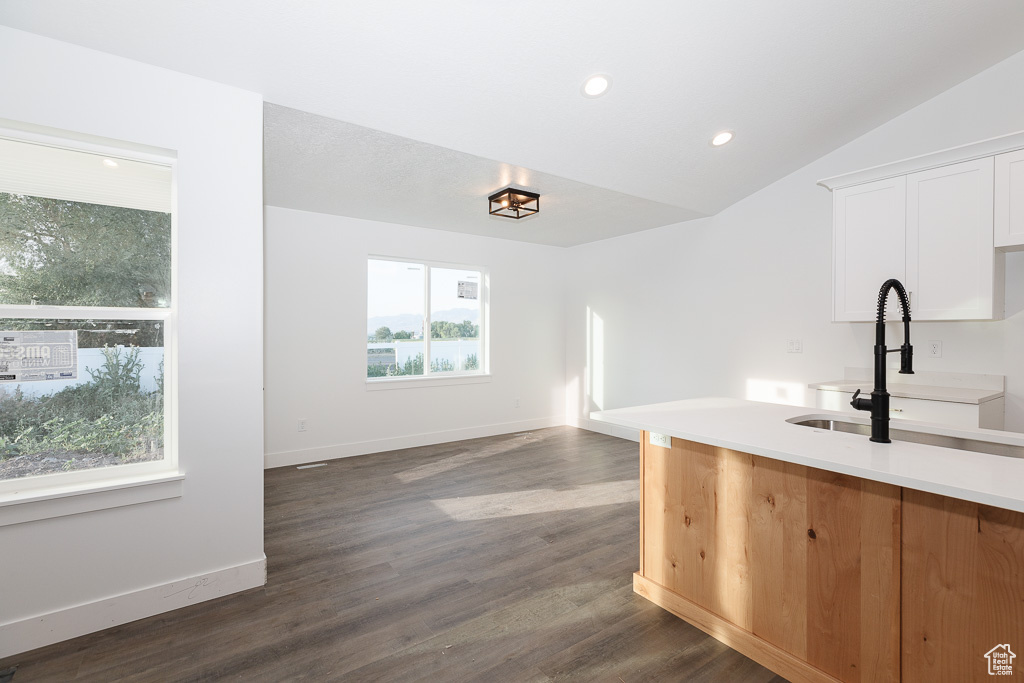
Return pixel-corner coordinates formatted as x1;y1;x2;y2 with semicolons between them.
637;432;1024;682
901;489;1024;682
639;434;900;683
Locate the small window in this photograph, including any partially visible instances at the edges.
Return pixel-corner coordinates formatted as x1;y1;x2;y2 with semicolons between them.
0;132;174;489
367;258;487;380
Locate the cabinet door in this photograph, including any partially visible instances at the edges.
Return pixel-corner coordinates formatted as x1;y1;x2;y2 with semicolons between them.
906;158;998;320
901;490;1024;682
833;177;907;321
995;149;1024;251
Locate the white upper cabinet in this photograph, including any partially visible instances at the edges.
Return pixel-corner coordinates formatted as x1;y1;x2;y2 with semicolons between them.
995;149;1024;251
833;177;906;321
906;158;998;321
820;131;1023;322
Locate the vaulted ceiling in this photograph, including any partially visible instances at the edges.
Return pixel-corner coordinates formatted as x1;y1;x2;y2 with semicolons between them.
4;1;1024;244
263;104;700;246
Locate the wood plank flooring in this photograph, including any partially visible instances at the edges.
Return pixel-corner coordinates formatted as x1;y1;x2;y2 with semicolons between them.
1;427;788;682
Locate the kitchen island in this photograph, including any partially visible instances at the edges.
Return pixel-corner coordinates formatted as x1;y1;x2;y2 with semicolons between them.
592;398;1024;683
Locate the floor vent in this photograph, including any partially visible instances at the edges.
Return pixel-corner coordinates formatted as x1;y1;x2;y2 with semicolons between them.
296;463;327;470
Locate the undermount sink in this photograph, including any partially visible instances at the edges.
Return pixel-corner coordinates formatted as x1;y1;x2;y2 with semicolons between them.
787;415;1024;459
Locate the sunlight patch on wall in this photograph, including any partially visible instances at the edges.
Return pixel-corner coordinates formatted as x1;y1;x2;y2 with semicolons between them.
586;306;605;412
565;375;580;421
745;378;806;406
431;479;639;521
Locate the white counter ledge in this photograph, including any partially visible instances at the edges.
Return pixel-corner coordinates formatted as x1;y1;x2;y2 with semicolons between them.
591;397;1024;513
809;366;1004;404
808;378;1002;404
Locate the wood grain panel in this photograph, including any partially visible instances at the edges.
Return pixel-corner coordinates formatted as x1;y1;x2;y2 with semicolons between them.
639;432;646;577
718;446;754;630
751;457;809;659
858;479;901;682
640;432;674;588
902;489;1024;682
682;438;713;610
806;469;863;679
639;438;900;683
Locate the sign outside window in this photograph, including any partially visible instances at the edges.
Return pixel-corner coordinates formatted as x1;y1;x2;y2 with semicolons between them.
0;330;78;382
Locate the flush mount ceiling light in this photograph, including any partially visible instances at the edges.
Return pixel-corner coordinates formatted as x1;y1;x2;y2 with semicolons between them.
711;130;735;146
581;74;611;98
488;187;540;219
102;158;119;168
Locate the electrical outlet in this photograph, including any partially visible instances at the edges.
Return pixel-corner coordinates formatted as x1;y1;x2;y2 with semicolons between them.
927;340;942;358
787;339;803;354
514;398;520;408
649;432;672;449
297;419;308;432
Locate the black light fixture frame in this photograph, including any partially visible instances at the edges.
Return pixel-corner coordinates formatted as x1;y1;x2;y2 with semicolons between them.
488;187;540;219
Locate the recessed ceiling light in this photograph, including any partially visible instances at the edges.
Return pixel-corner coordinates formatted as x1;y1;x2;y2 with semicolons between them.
103;158;119;168
711;130;734;146
582;74;611;98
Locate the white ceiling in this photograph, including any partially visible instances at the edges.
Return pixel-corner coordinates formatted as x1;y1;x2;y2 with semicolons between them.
4;1;1024;242
264;104;698;247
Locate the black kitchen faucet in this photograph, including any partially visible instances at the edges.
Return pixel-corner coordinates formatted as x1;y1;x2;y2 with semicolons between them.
850;278;914;443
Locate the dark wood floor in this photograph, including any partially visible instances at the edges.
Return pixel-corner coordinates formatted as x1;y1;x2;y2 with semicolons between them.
2;427;787;682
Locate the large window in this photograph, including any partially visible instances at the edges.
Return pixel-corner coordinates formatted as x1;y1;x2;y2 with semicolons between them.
0;132;175;490
367;257;487;381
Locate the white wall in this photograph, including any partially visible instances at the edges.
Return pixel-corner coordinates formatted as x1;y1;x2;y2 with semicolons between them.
0;27;265;655
264;206;566;466
566;48;1024;434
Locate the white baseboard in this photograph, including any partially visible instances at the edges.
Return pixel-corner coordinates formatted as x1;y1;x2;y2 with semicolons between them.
264;415;567;469
0;556;266;659
567;416;641;442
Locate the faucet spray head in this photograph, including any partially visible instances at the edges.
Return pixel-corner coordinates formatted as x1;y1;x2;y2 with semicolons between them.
877;279;914;375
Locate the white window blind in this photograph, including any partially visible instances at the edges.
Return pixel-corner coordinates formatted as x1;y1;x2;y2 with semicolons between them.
0;136;172;213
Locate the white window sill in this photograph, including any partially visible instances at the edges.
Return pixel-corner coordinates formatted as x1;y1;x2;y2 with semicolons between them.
366;373;492;391
0;471;184;527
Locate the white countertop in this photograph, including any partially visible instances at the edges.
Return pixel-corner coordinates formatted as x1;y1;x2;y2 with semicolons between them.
809;378;1002;405
591;398;1024;513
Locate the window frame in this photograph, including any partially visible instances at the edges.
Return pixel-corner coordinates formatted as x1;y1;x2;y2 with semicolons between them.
0;127;179;499
365;255;489;387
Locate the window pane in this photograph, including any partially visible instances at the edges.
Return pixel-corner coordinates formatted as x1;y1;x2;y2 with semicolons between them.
0;192;172;308
367;259;425;378
0;319;165;481
430;267;481;374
